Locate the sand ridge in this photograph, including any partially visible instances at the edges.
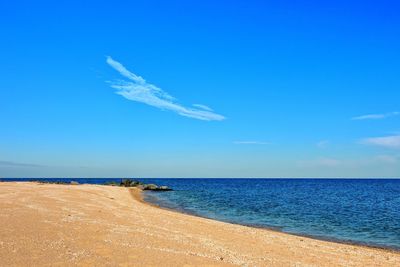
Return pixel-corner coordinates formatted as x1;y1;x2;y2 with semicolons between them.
0;182;399;266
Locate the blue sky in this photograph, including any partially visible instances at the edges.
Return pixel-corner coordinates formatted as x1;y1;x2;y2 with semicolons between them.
1;0;399;178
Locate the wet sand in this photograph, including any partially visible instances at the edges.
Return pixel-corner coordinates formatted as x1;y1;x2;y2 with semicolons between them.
0;182;399;266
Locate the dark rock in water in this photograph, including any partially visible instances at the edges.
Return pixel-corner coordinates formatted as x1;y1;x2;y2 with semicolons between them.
103;179;172;191
70;181;79;185
157;186;172;191
120;179;140;187
142;184;172;191
149;185;173;191
143;184;158;190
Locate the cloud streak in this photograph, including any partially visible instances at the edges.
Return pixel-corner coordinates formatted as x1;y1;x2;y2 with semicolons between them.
0;161;44;168
192;104;213;111
352;112;399;120
361;135;400;149
106;57;225;121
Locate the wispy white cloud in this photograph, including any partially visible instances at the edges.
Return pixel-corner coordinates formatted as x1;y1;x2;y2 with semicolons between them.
360;135;400;149
0;160;44;168
106;57;225;121
192;104;213;111
352;111;399;120
234;141;271;145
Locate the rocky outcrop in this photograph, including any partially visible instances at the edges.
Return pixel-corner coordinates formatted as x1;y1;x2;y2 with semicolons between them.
142;184;172;191
105;179;172;191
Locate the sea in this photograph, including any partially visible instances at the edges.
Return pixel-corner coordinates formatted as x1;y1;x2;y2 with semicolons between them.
2;178;400;250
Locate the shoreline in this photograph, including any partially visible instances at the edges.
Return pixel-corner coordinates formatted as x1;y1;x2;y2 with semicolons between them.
135;188;400;253
1;182;399;266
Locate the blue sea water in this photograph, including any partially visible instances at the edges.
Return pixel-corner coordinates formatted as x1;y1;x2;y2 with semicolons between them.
2;178;400;249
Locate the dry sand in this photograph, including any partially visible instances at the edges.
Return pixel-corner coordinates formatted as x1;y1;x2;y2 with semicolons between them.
0;182;399;266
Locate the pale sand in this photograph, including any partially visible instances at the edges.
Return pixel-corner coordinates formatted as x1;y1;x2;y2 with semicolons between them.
0;182;399;266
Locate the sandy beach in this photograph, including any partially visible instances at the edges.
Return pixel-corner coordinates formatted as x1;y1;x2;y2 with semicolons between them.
0;182;399;266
